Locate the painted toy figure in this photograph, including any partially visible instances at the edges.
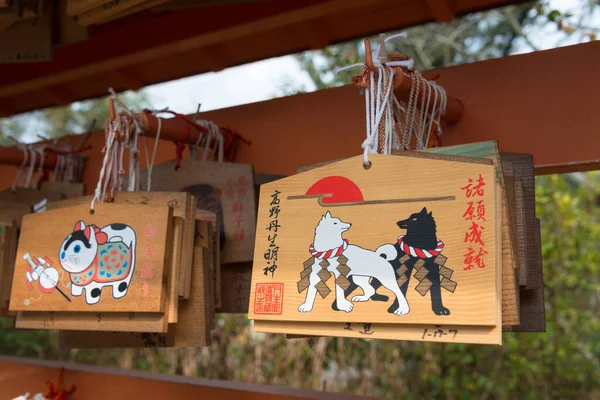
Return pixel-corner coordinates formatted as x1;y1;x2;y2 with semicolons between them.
58;220;137;305
299;211;410;315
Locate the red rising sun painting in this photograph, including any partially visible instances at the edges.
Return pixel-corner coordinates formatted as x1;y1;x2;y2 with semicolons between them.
305;176;364;204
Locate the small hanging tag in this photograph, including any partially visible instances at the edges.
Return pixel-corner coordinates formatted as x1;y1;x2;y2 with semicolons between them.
9;202;173;313
248;153;500;335
32;198;47;213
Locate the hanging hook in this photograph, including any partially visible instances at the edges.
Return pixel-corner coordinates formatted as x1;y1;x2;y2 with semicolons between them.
192;103;202;123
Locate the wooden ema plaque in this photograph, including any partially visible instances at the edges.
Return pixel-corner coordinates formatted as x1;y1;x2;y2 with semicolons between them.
8;203;173;312
58;218;214;348
140;159;256;264
44;192;196;299
15;193;195;332
249;154;500;327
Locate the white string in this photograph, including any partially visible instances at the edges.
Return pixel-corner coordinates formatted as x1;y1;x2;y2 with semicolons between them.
191;127;204;160
333;63;364;75
144;116;162;191
361;72;375;165
361;66;396;164
110;142;119;198
90;130;116;211
198;120;222;162
36;146;46;185
334;32;411;76
117;140;125;192
417;79;433;150
11;144;28;192
128;124;142;192
384;31;409;43
214;128;224;162
102;137;116;203
423;81;439;149
52;152;59;182
24;146;36;188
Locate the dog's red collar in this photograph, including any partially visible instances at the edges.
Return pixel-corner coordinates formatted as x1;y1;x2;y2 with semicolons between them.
397;236;444;258
309;239;349;260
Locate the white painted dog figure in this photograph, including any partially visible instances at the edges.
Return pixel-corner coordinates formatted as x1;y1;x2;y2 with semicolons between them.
59;220;137;305
298;211;410;315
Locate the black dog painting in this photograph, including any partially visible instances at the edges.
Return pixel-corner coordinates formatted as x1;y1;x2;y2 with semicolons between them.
333;207;454;315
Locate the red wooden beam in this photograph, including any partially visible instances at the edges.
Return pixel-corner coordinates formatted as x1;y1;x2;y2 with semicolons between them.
0;356;376;400
0;147;57;170
426;0;456;22
0;0;527;118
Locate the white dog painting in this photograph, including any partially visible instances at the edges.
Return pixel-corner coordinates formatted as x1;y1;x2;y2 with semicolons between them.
298;211;410;315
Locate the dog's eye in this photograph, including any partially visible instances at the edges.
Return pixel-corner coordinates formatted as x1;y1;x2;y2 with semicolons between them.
412;218;417;221
334;222;338;225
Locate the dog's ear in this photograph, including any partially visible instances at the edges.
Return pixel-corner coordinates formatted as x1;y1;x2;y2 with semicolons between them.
428;211;432;216
420;207;428;214
325;211;332;219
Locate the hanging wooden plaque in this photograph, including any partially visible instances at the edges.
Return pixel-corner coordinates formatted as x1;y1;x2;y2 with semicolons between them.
253;146;507;344
58;226;212;348
46;191;195;299
9;203;173;312
249;154;499;326
141;159;256;264
16;214;179;333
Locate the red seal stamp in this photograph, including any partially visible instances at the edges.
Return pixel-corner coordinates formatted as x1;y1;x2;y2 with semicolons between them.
254;283;284;314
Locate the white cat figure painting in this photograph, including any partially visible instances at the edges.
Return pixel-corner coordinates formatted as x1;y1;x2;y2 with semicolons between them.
59;221;137;305
298;211;410;315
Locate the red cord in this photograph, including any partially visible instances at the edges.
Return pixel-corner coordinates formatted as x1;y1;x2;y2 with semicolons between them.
435;131;443;147
141;109;250;165
169;113;191;170
43;368;76;400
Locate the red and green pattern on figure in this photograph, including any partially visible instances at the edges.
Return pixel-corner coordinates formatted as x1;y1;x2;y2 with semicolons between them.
70;242;133;286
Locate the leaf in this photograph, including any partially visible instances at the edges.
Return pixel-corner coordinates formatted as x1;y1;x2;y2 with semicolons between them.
548;10;561;21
